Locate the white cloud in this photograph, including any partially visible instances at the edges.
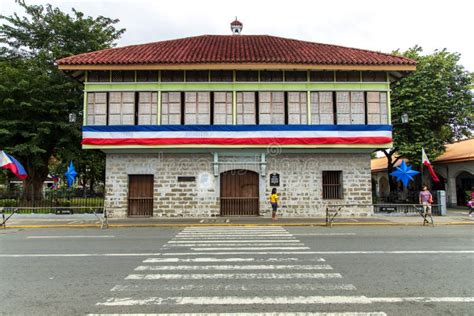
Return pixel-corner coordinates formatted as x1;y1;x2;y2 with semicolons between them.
1;0;473;71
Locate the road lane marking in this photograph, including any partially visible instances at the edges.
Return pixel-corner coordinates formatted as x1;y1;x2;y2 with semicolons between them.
161;250;474;256
134;264;332;271
90;312;385;316
97;296;474;306
0;253;161;257
110;283;356;292
190;247;310;251
26;236;115;239
125;273;342;280
143;257;326;263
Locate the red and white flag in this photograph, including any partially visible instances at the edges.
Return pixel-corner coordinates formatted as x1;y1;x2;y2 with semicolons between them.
422;148;440;182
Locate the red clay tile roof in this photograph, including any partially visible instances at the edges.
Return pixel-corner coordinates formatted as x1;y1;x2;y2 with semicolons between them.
56;35;416;66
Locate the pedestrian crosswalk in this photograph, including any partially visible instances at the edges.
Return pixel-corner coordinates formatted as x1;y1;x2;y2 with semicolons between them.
93;226;385;315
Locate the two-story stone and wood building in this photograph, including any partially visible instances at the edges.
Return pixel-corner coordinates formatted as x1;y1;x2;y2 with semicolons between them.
57;20;416;218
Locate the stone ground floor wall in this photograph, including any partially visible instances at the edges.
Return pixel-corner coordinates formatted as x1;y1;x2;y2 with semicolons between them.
105;152;373;218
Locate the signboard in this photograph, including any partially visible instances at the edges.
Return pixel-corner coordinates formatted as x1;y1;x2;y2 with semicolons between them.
270;173;280;186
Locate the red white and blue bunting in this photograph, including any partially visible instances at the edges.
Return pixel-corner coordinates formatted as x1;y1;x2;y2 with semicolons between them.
82;125;392;147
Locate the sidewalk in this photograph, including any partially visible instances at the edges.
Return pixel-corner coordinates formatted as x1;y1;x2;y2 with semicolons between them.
2;210;474;228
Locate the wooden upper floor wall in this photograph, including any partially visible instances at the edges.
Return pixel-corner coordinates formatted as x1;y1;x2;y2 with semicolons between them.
83;70;390;83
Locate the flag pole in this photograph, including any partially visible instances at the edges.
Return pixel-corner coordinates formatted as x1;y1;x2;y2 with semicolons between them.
421;147;424;189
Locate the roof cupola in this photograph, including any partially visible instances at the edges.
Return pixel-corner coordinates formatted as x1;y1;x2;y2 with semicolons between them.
230;18;243;35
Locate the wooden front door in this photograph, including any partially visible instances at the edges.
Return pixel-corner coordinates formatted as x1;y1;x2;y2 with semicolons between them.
128;175;154;217
220;170;259;216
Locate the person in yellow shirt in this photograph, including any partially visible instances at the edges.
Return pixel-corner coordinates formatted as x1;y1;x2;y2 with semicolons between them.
270;188;279;220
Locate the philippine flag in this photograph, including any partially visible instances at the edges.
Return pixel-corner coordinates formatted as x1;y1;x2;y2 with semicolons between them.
422;147;440;183
0;150;28;180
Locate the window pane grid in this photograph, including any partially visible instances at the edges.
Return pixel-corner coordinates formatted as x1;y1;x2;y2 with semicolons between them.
311;92;334;124
336;91;365;125
259;92;284;124
138;92;158;125
161;92;182;124
108;92;135;125
213;92;233;124
236;92;256;124
288;92;307;124
367;92;388;125
87;92;107;125
184;92;210;124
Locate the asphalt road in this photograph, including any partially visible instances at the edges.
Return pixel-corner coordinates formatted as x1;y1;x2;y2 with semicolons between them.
0;226;473;316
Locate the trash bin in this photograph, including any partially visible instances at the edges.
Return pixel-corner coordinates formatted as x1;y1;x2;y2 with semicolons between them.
435;190;447;216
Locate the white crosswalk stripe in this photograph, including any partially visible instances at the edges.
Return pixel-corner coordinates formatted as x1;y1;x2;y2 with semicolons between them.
143;257;326;263
134;264;333;271
125;272;342;280
94;226;371;314
168;239;301;243
110;283;357;292
90;312;386;316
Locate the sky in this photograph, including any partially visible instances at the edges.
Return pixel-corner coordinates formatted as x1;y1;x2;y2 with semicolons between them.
0;0;473;71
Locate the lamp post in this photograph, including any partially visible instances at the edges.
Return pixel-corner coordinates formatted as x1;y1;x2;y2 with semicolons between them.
69;113;77;123
399;112;412;199
401;113;408;124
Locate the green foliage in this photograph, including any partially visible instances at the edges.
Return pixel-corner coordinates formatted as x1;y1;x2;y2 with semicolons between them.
390;46;473;165
0;1;124;198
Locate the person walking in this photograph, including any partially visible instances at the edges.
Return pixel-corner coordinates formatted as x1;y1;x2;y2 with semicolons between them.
270;188;279;220
419;185;433;224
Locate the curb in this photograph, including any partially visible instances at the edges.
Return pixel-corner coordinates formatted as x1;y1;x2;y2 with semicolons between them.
5;221;474;229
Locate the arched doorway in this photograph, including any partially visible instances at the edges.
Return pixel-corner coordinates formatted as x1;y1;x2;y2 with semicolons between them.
220;170;259;216
456;171;474;206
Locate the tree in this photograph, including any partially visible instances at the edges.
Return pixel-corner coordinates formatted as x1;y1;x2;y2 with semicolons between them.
382;46;473;191
0;1;124;200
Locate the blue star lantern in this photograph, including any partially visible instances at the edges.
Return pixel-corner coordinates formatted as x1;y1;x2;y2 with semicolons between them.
65;161;78;187
390;160;420;188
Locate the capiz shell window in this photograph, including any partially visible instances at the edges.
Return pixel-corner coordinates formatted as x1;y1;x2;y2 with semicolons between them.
336;92;365;124
287;92;307;124
311;92;334;124
138;92;158;125
86;92;107;125
259;92;284;124
213;92;233;124
108;92;135;125
236;92;256;124
367;92;388;124
161;92;182;125
184;92;211;124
